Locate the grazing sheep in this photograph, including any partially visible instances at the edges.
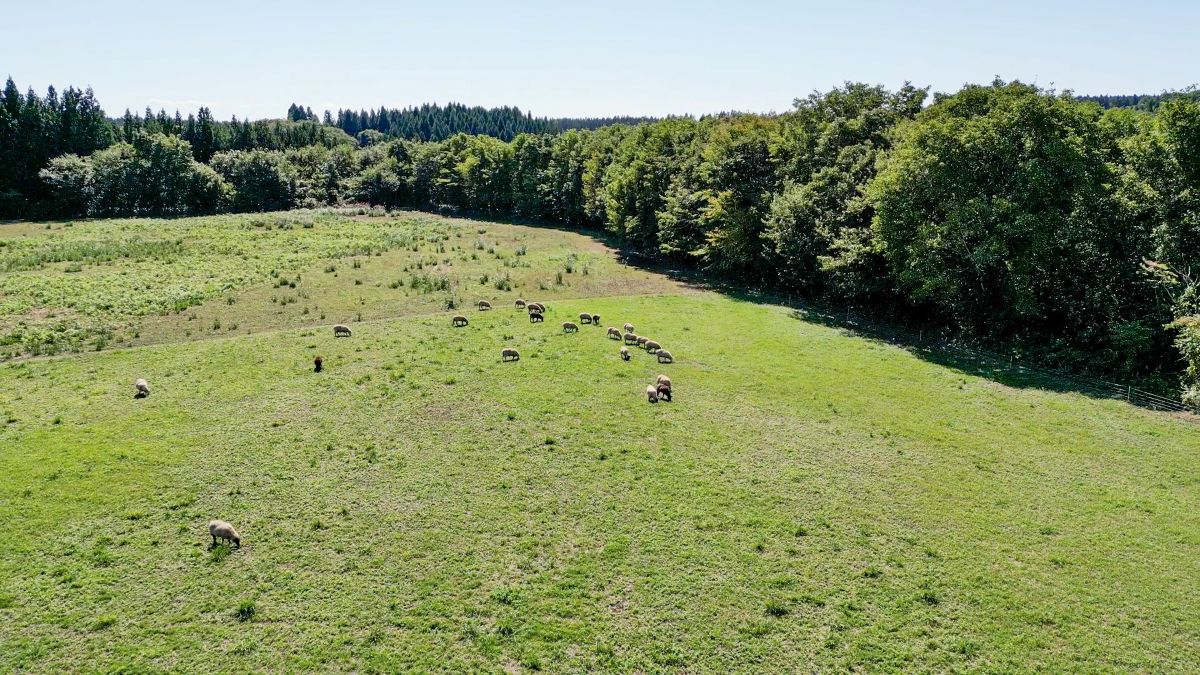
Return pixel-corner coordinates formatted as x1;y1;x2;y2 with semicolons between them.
452;315;469;327
624;323;634;333
134;378;150;398
529;311;544;323
644;340;661;353
477;300;492;311
515;299;526;309
636;336;649;348
333;324;352;337
656;374;672;388
527;303;545;314
562;322;578;333
646;385;659;403
656;383;672;402
657;350;674;363
209;520;241;548
501;347;520;362
591;314;600;325
607;327;622;340
313;356;323;373
579;312;592;324
621;346;630;361
623;333;639;345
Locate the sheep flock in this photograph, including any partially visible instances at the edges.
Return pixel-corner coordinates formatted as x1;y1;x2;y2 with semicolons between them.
133;298;678;553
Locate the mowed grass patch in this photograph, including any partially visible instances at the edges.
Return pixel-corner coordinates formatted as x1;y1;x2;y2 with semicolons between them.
1;286;1197;672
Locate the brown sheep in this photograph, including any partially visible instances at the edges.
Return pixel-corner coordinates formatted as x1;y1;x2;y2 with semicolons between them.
657;350;674;363
333;324;352;337
644;340;661;353
515;299;526;309
209;520;241;548
313;356;323;373
621;346;630;361
636;336;648;348
562;322;578;333
646;385;659;403
656;374;672;388
529;311;544;323
134;378;150;398
527;303;545;314
452;315;469;327
501;347;520;362
623;333;639;345
477;300;492;311
579;312;592;324
656;383;672;402
624;323;634;333
607;327;622;340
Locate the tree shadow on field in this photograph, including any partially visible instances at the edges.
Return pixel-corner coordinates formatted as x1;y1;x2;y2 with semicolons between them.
392;210;1193;415
610;240;1190;415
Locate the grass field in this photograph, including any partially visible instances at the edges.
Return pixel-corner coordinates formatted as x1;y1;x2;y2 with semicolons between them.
1;211;1198;672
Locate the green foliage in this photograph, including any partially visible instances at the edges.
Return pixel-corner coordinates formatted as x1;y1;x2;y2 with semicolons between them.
41;133;232;217
1172;316;1200;408
871;81;1158;370
210;149;295;212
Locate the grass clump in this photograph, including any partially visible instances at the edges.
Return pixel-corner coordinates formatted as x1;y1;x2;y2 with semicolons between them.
234;599;257;622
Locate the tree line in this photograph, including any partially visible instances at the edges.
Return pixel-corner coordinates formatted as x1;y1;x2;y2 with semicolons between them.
7;77;1200;405
1076;90;1199;112
325;101;657;142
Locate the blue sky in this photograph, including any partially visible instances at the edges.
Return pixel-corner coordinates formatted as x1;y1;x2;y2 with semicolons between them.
2;0;1196;120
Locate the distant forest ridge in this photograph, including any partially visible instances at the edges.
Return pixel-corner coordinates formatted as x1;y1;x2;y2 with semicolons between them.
1075;90;1200;112
112;92;1200;143
291;102;660;141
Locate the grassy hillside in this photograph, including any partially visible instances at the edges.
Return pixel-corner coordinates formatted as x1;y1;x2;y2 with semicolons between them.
1;212;1198;672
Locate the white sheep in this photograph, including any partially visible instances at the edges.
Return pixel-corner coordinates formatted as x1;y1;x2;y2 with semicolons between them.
579;312;592;324
646;385;659;403
644;340;661;353
624;323;634;333
621;346;630;361
333;324;352;337
656;374;672;388
623;333;639;345
477;300;492;311
657;350;674;363
209;520;241;548
134;378;150;398
501;347;520;362
515;299;526;309
636;336;649;348
607;327;622;340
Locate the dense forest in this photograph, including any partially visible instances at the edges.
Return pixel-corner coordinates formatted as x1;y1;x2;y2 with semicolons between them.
1076;90;1200;112
3;77;1199;405
318;102;658;141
